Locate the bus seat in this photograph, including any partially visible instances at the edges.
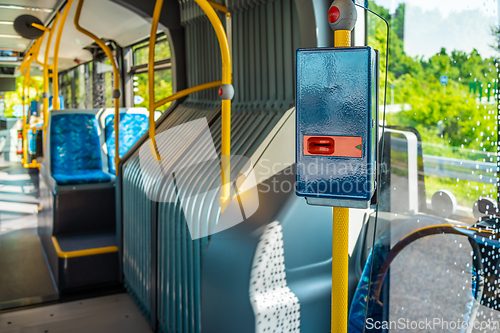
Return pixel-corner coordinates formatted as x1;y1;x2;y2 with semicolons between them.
348;216;484;333
51;233;119;290
99;108;148;174
50;113;111;185
39;109;118;292
27;127;42;156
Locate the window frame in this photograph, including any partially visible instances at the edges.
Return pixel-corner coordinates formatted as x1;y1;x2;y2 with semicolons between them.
125;32;173;108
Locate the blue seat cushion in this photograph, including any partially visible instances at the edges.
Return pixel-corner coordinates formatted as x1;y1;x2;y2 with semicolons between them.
105;113;148;174
52;169;111;186
51;113;109;185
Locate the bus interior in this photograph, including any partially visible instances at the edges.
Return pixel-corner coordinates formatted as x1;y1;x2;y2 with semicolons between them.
0;0;499;332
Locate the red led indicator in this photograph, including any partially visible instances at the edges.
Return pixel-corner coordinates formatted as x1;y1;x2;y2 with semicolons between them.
328;6;340;23
219;88;223;96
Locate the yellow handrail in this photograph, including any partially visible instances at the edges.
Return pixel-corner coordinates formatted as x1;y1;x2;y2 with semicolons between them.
31;23;50;32
154;81;222;109
42;13;60;147
20;14;60;157
19;38;41;73
21;69;27;166
207;0;228;14
147;0;164;161
21;71;41;169
192;0;232;208
21;73;41;169
52;0;75;111
18;47;34;72
74;0;121;175
148;0;233;209
19;33;46;169
28;76;40;100
52;236;118;258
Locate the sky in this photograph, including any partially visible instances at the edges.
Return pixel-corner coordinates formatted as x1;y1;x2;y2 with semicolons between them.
373;0;500;58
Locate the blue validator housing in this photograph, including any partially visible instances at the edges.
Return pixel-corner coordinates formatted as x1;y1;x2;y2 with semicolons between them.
295;46;379;209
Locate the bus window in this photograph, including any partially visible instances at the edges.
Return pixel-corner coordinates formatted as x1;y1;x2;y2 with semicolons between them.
60;70;72;109
352;0;500;331
369;0;498;219
130;34;172;114
73;63;91;109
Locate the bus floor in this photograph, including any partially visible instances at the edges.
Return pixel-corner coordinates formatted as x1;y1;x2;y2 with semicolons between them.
0;293;153;333
0;164;152;332
0;163;57;310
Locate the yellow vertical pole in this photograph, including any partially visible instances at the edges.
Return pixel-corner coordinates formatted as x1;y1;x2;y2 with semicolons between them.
148;0;163;161
21;73;27;165
191;0;232;207
24;73;30;166
52;0;74;111
22;68;33;167
332;29;351;333
147;0;232;209
43;12;60;150
18;31;45;168
74;0;121;174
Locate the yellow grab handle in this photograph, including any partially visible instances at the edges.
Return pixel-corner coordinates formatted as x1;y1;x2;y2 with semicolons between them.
52;236;118;258
53;0;75;111
191;0;231;85
42;13;60;151
148;0;164;161
190;0;232;207
147;0;232;208
155;81;222;109
21;71;27;165
148;80;223;158
74;0;121;174
332;29;351;333
31;23;49;32
19;38;42;167
19;33;45;73
207;0;228;14
20;72;42;169
20;72;33;166
19;10;61;160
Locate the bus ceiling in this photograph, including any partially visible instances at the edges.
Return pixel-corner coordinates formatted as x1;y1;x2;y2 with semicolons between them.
0;0;181;74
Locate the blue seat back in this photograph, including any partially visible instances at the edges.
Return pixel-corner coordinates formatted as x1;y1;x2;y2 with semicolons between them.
104;113;148;174
50;113;103;175
30;100;38;117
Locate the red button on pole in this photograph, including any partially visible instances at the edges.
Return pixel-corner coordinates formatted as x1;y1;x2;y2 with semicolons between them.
328;6;340;23
307;137;335;155
303;135;363;158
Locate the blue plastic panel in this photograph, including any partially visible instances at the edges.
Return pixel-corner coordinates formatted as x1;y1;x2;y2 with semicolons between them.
50;113;111;185
295;47;377;203
104;113;148;174
30;100;38;117
49;95;64;110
